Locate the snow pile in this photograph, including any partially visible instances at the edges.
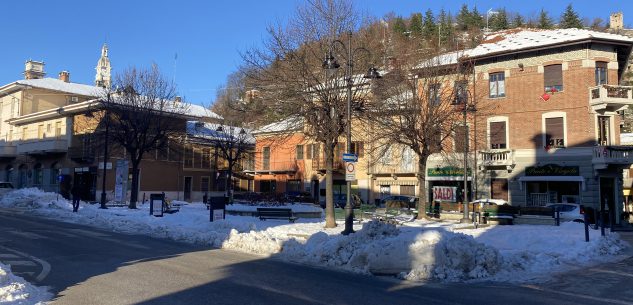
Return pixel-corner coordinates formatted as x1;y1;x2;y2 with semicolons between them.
0;262;50;305
0;188;629;284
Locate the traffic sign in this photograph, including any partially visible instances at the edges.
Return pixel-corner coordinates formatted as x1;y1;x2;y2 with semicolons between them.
345;162;356;181
342;153;358;162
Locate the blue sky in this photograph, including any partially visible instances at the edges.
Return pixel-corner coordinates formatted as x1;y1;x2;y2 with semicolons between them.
1;1;630;106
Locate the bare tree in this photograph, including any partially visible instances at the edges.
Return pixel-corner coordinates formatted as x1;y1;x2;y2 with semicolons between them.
98;64;189;209
366;37;486;219
242;0;379;228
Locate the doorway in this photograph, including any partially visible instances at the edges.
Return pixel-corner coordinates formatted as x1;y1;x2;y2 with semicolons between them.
491;178;509;201
184;176;192;201
599;177;616;223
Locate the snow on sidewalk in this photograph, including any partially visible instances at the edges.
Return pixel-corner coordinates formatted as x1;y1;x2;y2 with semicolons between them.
0;188;629;304
0;261;50;305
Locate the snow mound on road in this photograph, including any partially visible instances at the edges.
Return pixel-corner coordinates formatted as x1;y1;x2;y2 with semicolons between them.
0;262;50;305
0;188;69;209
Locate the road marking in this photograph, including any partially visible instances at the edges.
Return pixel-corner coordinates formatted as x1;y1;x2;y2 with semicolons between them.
0;254;19;259
4;260;37;266
523;284;633;305
7;230;46;239
0;245;50;282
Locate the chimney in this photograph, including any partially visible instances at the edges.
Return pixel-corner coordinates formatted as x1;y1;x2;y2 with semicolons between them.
58;71;70;83
24;60;46;79
174;96;182;104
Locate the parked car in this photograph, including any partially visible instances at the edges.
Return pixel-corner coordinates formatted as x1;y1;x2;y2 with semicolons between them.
0;182;14;197
379;195;418;209
285;191;314;203
545;203;586;222
320;194;363;209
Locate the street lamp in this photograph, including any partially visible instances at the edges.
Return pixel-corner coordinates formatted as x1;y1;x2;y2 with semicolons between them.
323;31;381;235
99;93;110;209
460;93;475;223
486;8;499;32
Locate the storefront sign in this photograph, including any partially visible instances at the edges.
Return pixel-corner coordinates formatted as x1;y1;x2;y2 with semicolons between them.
433;186;457;202
428;167;471;177
525;164;579;176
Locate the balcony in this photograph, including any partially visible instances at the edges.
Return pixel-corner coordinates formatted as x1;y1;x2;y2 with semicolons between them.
17;138;68;155
0;144;17;158
369;163;416;175
589;85;633;113
592;146;633;170
68;146;95;163
479;149;515;170
252;160;299;174
311;157;343;172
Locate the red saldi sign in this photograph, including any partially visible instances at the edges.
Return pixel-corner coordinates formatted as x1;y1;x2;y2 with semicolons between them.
433;186;457;202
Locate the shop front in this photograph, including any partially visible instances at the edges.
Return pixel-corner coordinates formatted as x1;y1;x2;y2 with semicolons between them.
517;164;584;206
427;166;472;203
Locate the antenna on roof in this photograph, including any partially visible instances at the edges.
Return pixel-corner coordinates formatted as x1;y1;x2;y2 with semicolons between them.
173;52;178;84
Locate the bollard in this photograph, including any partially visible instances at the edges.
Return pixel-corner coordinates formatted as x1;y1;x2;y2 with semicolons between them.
554;208;560;226
584;212;589;242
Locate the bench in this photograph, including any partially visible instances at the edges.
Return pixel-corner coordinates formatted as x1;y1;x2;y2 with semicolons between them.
257;208;298;223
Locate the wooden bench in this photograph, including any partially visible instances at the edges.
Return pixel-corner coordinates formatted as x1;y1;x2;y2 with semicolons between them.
257;208;298;223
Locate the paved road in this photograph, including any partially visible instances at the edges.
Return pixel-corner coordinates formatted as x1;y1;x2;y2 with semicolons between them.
0;209;632;305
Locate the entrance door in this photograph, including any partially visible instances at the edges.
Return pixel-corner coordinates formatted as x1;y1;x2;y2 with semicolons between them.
184;177;192;201
491;178;509;201
599;177;616;223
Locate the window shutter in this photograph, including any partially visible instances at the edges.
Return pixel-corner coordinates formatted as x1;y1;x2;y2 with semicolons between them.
544;64;563;87
489;121;506;149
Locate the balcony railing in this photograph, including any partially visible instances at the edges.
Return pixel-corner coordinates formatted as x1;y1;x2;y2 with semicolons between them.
589;85;633;113
256;160;298;173
311;156;343;171
17;138;68;155
479;149;515;170
592;146;633;169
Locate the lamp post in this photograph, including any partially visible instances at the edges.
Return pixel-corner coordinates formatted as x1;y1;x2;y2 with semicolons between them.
323;31;381;235
486;8;498;32
99;94;110;209
460;93;475;223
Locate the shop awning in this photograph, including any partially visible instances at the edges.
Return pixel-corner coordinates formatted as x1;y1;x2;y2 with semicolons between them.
375;180;418;186
517;176;585;191
426;176;472;181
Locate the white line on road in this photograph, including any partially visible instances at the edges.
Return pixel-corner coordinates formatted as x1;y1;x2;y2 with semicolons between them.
0;245;51;282
0;254;19;259
4;260;37;266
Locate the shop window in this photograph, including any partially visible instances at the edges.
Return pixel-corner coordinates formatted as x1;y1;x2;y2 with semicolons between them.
287;180;301;192
545;117;565;148
544;64;563;92
296;145;304;160
400;185;415;196
454;125;468;153
489;121;507;149
595;62;608;86
489;72;505;98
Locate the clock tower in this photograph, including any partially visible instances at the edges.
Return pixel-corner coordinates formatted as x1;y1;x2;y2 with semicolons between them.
95;43;111;88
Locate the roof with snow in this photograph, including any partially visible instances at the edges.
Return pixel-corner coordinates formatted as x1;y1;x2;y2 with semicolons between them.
187;121;255;144
252;117;304;135
420;29;633;67
2;78;105;97
467;28;633;59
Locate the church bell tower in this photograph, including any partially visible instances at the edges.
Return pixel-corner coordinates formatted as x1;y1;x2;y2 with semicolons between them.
95;44;111;88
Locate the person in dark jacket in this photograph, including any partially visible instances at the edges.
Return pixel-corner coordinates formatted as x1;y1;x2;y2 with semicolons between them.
71;183;81;212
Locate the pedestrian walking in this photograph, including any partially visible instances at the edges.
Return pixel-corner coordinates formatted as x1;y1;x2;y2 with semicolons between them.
71;183;81;212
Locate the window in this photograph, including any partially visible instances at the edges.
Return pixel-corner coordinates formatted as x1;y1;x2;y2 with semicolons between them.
453;81;468;104
202;148;211;168
401;147;415;172
38;124;44;139
545;117;565;148
296;145;304;160
50;163;60;185
489;121;507;149
184;145;193;168
351;142;364;158
33;164;42;185
22;127;27;140
55;121;62;137
263;147;270;170
380;146;392;165
595;62;608;86
489;72;505;98
47;123;51;133
428;84;441;105
544;64;563;92
306;144;314;159
201;176;210;193
454;125;468;153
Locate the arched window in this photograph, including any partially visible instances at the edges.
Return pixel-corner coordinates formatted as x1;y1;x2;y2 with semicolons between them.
18;164;28;188
33;163;43;186
50;162;61;185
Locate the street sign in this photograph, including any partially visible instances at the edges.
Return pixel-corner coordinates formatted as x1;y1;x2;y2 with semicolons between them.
345;162;356;181
342;153;358;162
